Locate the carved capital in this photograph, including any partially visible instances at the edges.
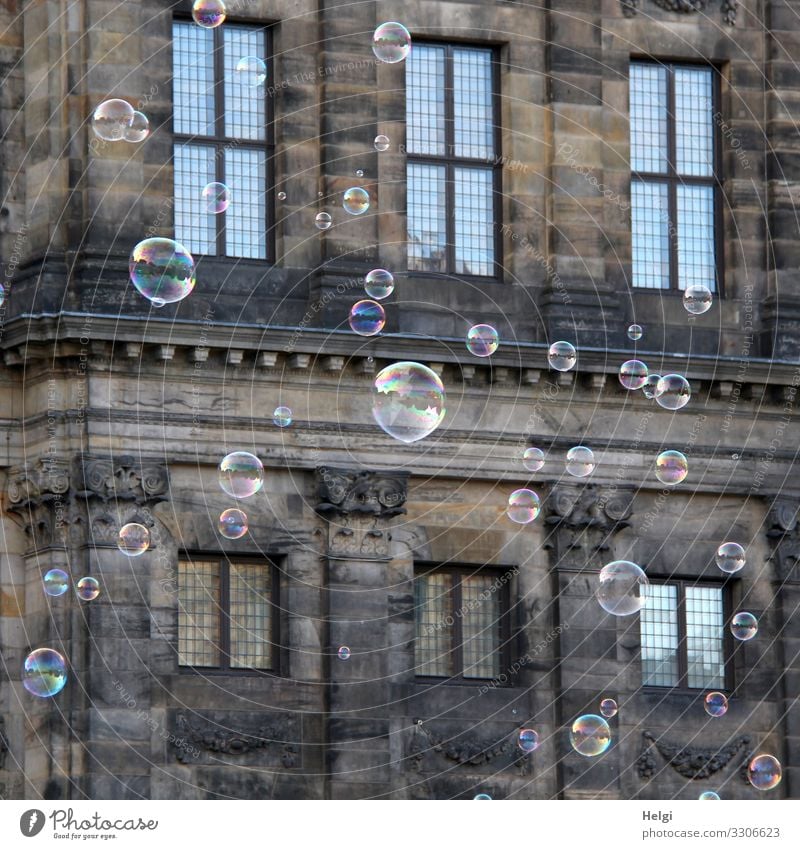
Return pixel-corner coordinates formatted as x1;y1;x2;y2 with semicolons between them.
6;457;70;508
766;499;800;583
75;455;169;505
621;0;737;25
637;731;751;780
316;467;408;518
546;484;634;530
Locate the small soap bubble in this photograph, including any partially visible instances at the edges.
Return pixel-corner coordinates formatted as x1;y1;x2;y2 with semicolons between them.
466;324;499;358
192;0;226;28
218;451;264;498
716;541;745;574
566;446;595;477
349;300;386;336
523;447;545;472
627;324;643;341
277;191;286;201
356;169;364;177
748;754;782;790
118;523;150;557
642;373;661;400
318;191;324;198
599;698;618;718
76;576;101;601
548;340;576;372
655;374;691;410
129;237;196;305
364;269;394;300
338;646;351;661
683;284;713;315
235;56;267;87
619;359;648;390
374;134;390;151
473;793;492;800
704;691;728;717
517;728;539;753
124;111;150;143
273;406;293;427
570;715;611;757
91;99;134;141
219;508;248;540
699;791;720;800
372;22;412;63
372;361;445;443
202;181;231;214
315;211;332;230
343;187;370;215
596;560;648;616
23;648;67;697
43;569;70;597
655;450;688;485
506;489;540;524
0;282;5;308
730;611;758;641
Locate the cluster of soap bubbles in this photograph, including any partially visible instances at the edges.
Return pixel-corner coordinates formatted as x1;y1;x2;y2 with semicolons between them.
618;360;692;411
43;568;100;602
91;99;149;143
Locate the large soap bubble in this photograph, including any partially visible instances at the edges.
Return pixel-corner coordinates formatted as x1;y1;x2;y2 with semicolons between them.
596;560;648;616
23;648;68;698
129;237;196;306
372;362;445;444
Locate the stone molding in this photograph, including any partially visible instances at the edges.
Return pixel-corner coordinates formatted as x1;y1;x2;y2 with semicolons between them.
766;499;800;583
620;0;737;25
637;731;751;780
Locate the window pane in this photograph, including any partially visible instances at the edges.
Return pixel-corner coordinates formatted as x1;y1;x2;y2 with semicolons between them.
229;563;273;669
178;560;221;667
173;22;215;137
461;575;501;679
415;573;453;676
630;64;667;174
454;167;494;276
685;586;725;689
223;26;267;141
407;163;447;272
453;47;494;160
631;181;670;289
677;184;716;292
640;584;679;687
406;44;446;156
174;144;216;255
674;67;714;177
225;147;267;259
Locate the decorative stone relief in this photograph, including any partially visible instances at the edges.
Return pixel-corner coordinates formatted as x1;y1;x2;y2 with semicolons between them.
620;0;737;25
75;455;169;504
766;500;800;583
316;467;408;518
637;731;751;780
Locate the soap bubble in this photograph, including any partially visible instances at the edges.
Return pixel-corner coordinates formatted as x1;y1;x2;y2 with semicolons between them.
655;450;688;485
202;181;231;213
716;541;745;574
124;110;150;143
219;508;248;540
619;359;649;390
599;698;618;718
627;324;643;341
117;523;150;556
277;191;286;201
683;284;713;315
349;299;386;336
699;791;720;800
23;648;67;698
374;134;390;151
338;646;351;661
466;324;499;357
548;340;576;371
356;169;364;177
0;283;5;307
343;187;370;215
273;406;293;427
704;691;728;717
364;269;394;299
566;446;595;477
372;361;445;443
76;576;101;601
517;728;539;753
192;0;226;28
523;447;545;472
129;237;196;305
730;611;758;641
43;569;70;597
748;754;782;790
655;374;691;410
235;56;266;87
315;212;332;230
91;99;135;141
570;715;611;757
596;560;648;616
506;489;540;524
218;451;264;498
372;22;412;63
642;373;661;400
474;793;492;800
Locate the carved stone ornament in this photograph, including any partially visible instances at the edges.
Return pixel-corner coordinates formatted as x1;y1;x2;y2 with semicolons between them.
636;731;751;780
6;457;70;508
316;466;408;518
766;499;800;583
620;0;737;25
546;484;634;529
75;455;169;504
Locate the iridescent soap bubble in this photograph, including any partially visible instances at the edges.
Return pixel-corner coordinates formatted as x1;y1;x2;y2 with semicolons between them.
619;359;648;390
192;0;226;28
235;56;267;87
517;728;539;753
699;791;720;800
655;450;688;485
355;169;364;177
277;191;286;201
548;340;576;372
23;648;67;698
748;754;782;790
570;714;611;757
627;324;643;341
43;569;70;597
349;299;386;336
506;489;540;524
642;373;661;400
374;134;390;151
117;523;150;557
596;560;648;616
704;691;728;717
372;361;445;444
124;111;150;143
91;99;134;141
655;374;691;410
219;508;248;540
523;447;545;472
273;406;293;427
566;446;595;478
372;22;412;63
343;187;370;215
218;451;264;498
683;284;713;315
338;646;351;661
731;611;758;641
202;181;231;213
716;541;745;574
466;324;499;358
76;576;101;602
364;268;394;299
0;282;5;307
599;698;618;718
129;237;196;305
315;212;332;230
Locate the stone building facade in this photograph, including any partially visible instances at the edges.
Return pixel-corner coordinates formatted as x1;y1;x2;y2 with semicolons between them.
0;0;798;800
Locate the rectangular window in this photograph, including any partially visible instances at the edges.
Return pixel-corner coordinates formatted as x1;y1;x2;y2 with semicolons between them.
414;566;510;680
172;20;272;260
178;557;277;671
406;44;499;277
640;580;728;689
629;62;718;291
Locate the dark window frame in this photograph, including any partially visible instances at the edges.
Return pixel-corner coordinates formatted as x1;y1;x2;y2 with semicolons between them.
177;552;281;676
406;41;503;281
629;59;723;294
172;15;275;262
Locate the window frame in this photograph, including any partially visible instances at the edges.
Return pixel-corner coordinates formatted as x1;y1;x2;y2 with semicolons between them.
629;59;723;294
413;562;514;684
172;15;276;262
405;41;503;281
177;552;281;676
